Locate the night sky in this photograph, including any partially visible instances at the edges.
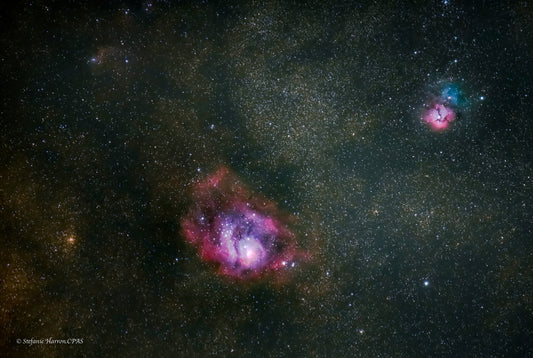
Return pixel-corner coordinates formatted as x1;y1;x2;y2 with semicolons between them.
1;1;532;357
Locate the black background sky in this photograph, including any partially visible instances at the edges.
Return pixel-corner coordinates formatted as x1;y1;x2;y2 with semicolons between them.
1;1;532;357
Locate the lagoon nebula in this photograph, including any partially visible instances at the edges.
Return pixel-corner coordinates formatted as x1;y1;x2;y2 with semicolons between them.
181;167;297;280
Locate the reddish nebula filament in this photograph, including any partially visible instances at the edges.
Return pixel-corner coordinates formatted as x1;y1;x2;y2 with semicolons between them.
181;167;297;280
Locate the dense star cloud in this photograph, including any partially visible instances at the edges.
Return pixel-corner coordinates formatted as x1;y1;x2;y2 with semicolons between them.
1;1;531;357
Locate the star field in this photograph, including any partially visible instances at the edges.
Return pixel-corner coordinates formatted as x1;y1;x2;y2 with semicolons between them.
1;1;532;357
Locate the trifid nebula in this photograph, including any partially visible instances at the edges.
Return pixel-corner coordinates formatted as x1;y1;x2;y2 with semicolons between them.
1;1;532;357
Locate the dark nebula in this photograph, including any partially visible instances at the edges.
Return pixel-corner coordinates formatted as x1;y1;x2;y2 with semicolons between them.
181;167;297;280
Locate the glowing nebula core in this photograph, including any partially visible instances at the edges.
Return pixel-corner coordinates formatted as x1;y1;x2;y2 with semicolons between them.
423;102;456;131
181;167;297;280
422;82;464;132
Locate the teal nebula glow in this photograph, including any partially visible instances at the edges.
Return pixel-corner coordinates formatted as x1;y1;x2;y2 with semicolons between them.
440;82;464;107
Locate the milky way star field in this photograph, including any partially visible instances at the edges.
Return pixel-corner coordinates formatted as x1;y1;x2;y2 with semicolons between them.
1;1;531;357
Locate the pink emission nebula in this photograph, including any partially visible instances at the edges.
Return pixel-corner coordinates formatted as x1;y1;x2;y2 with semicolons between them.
423;102;456;132
181;166;298;280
